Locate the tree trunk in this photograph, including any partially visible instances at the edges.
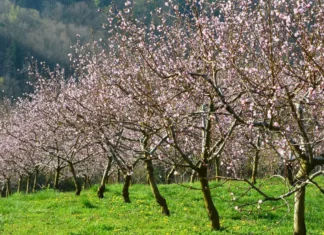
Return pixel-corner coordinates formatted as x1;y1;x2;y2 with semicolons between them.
6;178;11;197
45;173;49;189
68;161;82;196
82;175;91;189
215;156;221;182
117;169;121;183
122;174;132;203
82;176;87;190
97;157;113;199
45;171;52;189
251;150;260;184
81;175;91;189
54;167;61;190
293;186;306;235
198;166;220;230
17;175;22;193
166;166;175;184
26;173;32;194
97;184;105;198
146;159;170;215
1;184;6;197
141;135;169;215
87;175;92;188
190;170;197;183
105;172;110;184
33;166;39;193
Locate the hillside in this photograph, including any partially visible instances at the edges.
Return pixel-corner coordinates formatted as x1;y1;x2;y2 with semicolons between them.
0;0;166;99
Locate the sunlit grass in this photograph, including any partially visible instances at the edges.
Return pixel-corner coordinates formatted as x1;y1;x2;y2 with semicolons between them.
0;178;323;234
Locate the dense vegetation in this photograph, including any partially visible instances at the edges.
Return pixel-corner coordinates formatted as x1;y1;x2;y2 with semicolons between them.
0;1;324;235
0;0;166;99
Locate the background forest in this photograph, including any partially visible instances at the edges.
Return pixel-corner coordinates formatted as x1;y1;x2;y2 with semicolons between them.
0;0;166;99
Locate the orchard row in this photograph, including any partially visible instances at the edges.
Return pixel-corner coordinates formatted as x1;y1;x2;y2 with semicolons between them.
0;1;323;234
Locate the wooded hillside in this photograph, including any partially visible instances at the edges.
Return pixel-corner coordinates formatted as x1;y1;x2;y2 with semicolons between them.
0;0;167;99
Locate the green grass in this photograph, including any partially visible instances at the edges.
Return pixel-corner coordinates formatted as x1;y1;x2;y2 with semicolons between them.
0;178;323;234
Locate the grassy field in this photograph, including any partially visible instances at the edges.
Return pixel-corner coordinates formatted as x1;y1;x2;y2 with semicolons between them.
0;178;323;235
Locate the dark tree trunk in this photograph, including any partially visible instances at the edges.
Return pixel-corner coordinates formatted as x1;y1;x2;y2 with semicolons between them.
17;175;22;193
45;171;52;189
6;178;11;197
117;169;121;183
166;166;175;184
82;175;91;189
122;174;132;203
97;184;105;199
198;101;220;230
1;184;6;197
251;150;260;184
146;159;170;215
82;176;86;190
286;163;294;186
26;173;32;194
87;176;92;188
293;186;306;235
45;173;49;189
97;157;113;199
54;167;61;190
141;134;169;215
198;166;220;230
68;161;82;196
33;166;39;193
215;156;221;182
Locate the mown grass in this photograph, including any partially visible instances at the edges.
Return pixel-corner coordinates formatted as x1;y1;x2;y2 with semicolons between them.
0;177;323;234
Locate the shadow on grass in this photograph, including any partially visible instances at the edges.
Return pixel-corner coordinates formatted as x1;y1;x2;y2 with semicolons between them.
100;224;115;231
81;199;96;209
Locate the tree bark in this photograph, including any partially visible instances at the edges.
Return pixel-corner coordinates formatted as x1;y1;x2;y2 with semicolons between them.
292;157;312;235
166;166;175;184
87;175;92;188
197;102;220;230
198;166;220;230
215;156;221;182
6;178;11;197
68;161;82;196
26;173;32;194
54;167;61;190
82;175;87;190
97;157;113;198
82;175;91;189
122;174;132;203
141;135;170;215
251;150;260;184
17;175;22;193
33;166;39;193
146;158;170;215
85;175;91;188
1;184;6;197
190;170;197;183
97;184;105;199
45;172;49;189
117;169;121;183
293;186;306;235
